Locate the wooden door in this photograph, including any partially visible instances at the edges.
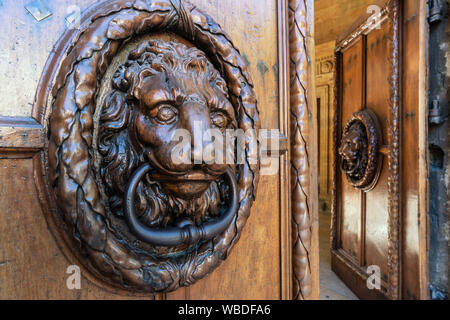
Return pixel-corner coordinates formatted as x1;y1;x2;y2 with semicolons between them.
332;0;429;300
0;0;319;300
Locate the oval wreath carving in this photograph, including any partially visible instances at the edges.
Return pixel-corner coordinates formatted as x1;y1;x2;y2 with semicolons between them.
339;109;382;192
36;0;260;293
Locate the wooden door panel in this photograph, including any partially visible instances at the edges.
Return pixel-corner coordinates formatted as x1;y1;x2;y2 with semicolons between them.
364;164;389;282
365;24;391;283
0;0;95;117
339;40;364;263
0;157;153;299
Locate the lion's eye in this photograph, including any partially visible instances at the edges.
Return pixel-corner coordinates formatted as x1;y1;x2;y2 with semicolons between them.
150;105;178;124
211;112;229;129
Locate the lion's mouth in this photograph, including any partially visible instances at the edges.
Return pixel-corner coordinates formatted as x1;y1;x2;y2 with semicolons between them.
151;170;217;182
341;155;360;175
145;152;227;199
149;170;220;200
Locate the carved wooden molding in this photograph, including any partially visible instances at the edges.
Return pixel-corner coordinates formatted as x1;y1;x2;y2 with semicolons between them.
0;117;44;152
385;0;401;300
33;0;260;294
332;0;401;300
335;3;390;52
288;0;317;300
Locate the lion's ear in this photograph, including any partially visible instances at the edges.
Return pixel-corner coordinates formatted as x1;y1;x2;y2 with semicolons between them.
131;69;154;100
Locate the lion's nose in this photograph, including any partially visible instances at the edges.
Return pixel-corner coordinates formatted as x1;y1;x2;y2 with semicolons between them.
179;102;214;164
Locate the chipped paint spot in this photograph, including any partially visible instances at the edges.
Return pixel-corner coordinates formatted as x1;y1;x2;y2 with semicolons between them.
272;63;279;77
257;60;269;79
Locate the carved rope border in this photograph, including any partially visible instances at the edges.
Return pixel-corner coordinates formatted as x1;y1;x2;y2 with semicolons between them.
288;0;315;300
331;0;401;300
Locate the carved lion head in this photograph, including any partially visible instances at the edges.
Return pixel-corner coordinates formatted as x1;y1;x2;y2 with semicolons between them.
99;40;236;227
339;121;368;182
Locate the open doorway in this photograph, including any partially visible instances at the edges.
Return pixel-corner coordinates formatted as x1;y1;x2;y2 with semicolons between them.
313;0;391;300
313;0;430;300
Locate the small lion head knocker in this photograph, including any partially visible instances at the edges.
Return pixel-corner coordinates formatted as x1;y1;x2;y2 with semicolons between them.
339;121;368;181
339;109;383;191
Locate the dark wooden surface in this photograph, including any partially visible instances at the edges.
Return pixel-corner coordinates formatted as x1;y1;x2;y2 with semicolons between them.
0;0;428;301
365;24;391;285
339;39;364;264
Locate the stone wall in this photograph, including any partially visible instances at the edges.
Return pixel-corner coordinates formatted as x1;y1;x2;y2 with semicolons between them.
428;0;450;300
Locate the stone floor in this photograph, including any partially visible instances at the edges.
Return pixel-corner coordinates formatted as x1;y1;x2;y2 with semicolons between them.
319;210;359;300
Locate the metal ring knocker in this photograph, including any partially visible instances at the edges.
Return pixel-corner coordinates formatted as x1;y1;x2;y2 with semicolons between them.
124;164;239;247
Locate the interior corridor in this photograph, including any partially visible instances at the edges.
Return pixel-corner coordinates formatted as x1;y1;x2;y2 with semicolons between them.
319;210;358;300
